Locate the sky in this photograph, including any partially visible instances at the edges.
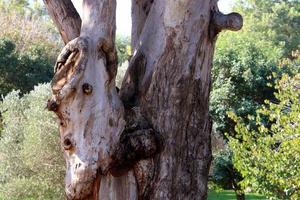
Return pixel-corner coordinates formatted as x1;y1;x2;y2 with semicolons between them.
71;0;235;36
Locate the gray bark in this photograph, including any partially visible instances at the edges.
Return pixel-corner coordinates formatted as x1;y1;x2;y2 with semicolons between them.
45;0;242;199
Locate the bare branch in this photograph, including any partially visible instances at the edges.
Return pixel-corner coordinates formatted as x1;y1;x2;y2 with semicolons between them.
43;0;81;44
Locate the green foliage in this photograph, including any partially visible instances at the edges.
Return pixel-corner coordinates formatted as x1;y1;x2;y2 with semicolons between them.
0;0;29;15
0;38;53;95
228;67;300;199
0;5;62;96
0;6;62;58
210;0;299;138
211;29;283;137
116;35;131;65
211;149;243;190
0;84;64;200
0;0;47;17
235;0;300;58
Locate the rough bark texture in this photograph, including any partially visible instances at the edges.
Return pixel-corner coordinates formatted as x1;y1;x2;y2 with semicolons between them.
121;1;242;199
43;0;81;44
131;0;154;51
45;0;242;199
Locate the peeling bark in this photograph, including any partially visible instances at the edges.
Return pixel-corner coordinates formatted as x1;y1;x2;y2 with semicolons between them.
45;0;242;199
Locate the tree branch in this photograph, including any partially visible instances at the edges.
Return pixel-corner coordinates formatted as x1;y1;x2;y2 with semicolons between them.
43;0;81;44
131;0;154;52
213;12;243;32
210;11;243;39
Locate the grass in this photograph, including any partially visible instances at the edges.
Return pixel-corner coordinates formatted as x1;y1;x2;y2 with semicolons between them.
208;190;266;200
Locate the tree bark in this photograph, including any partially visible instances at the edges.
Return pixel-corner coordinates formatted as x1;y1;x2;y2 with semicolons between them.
43;0;81;44
45;0;242;199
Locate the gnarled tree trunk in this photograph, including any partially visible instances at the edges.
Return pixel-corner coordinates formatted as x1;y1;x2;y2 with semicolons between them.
44;0;242;199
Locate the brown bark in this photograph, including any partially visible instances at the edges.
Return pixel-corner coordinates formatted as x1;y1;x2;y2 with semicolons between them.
43;0;81;44
120;1;242;199
45;0;242;199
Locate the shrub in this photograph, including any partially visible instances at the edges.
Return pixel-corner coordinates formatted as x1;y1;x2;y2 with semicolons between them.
0;84;64;200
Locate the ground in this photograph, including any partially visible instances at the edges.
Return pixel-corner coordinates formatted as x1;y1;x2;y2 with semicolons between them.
208;190;266;200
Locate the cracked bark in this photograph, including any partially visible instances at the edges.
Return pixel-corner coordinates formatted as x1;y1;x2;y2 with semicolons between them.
45;0;242;199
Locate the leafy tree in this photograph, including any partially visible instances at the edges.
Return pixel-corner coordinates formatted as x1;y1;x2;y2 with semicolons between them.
210;0;299;138
0;4;62;96
116;35;131;65
235;0;300;59
0;0;48;17
0;3;62;57
211;149;245;200
0;84;64;200
211;29;283;138
228;57;300;199
0;38;53;95
210;2;299;197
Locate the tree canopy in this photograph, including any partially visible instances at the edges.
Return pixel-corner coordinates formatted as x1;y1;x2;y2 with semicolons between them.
210;0;300;138
228;60;300;199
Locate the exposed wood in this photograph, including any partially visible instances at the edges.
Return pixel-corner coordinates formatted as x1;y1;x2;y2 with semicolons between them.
47;0;126;199
46;0;163;199
43;0;81;44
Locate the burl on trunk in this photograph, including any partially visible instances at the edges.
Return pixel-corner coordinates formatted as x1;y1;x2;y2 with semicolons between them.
44;0;242;199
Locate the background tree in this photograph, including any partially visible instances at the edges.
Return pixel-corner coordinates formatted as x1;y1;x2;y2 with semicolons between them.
116;35;131;65
235;0;300;59
0;2;62;96
210;0;300;139
44;0;242;199
209;1;299;198
0;38;53;95
228;56;300;199
211;149;244;200
0;0;29;15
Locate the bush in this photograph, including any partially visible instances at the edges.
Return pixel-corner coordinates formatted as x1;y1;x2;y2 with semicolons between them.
0;84;64;200
228;60;300;199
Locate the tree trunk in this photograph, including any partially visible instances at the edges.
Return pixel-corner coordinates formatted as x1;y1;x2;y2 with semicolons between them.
44;0;242;199
236;193;246;200
233;182;245;200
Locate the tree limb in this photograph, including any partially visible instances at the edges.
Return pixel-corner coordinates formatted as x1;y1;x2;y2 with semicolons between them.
43;0;81;44
210;11;243;39
213;12;243;32
131;0;154;51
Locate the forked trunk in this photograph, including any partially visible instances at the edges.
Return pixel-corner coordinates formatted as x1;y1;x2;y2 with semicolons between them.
44;0;242;199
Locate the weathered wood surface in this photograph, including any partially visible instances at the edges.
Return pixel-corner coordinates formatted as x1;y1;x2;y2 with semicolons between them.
45;0;242;199
43;0;81;44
